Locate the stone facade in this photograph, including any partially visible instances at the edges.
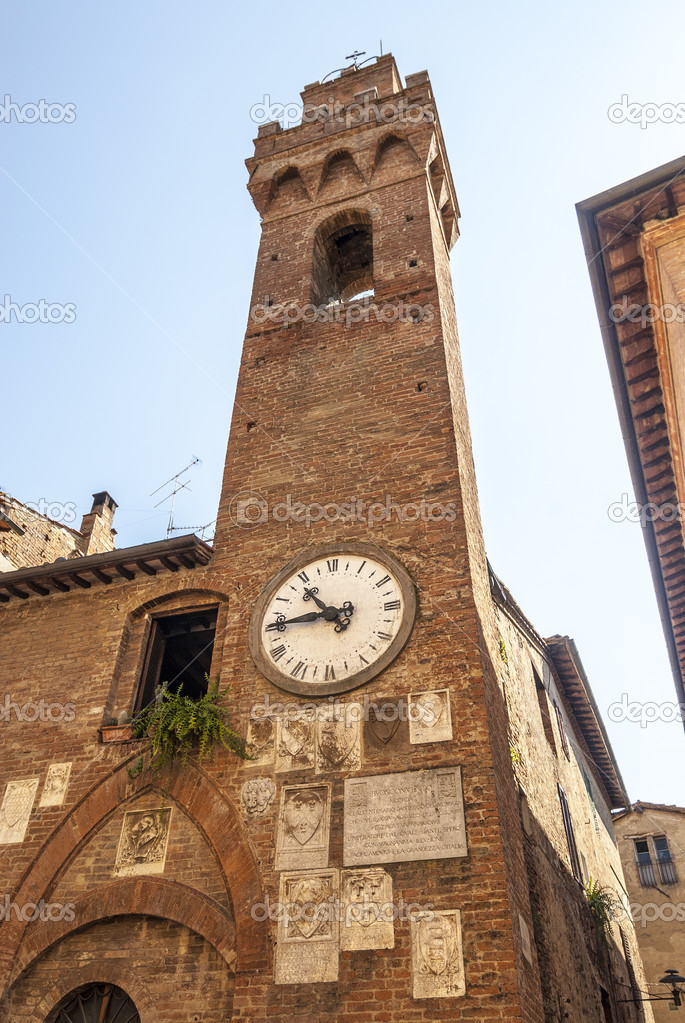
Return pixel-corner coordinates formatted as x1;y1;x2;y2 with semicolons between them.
0;491;116;572
0;55;652;1023
614;803;685;1020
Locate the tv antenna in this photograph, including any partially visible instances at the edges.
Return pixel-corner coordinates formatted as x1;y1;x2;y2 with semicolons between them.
151;456;202;539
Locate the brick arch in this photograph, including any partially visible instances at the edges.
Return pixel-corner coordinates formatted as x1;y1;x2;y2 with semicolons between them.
16;960;155;1023
0;758;267;1004
11;877;237;985
129;586;231;620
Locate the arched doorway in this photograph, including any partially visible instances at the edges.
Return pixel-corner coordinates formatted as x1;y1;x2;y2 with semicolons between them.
48;983;139;1023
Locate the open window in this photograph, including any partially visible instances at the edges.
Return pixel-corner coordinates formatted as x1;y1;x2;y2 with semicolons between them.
311;209;374;306
532;665;556;751
137;606;218;709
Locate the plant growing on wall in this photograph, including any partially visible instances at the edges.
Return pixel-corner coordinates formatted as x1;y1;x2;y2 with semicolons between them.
128;677;251;780
584;879;617;941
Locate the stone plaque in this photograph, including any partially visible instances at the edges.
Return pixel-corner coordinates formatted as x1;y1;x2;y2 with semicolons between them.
519;913;533;964
409;688;453;744
411;909;465;998
275;782;331;870
0;778;39;845
316;703;361;774
276;710;316;772
341;867;394;950
114;808;172;876
246;714;276;766
274;869;339;984
241;777;276;818
343;767;467;865
39;762;72;807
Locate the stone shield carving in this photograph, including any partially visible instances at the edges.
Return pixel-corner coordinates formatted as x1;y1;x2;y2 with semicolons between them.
275;782;331;870
341;868;394;950
39;762;72;807
274;869;339;984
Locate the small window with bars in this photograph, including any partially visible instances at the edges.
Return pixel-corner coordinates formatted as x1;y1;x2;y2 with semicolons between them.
654;836;678;885
633;836;678;886
634;839;657;886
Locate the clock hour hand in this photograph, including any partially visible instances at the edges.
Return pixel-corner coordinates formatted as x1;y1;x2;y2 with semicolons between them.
265;611;322;631
302;587;340;621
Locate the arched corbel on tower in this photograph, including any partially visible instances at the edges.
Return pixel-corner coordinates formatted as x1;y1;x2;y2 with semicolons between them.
370;130;421;182
316;148;367;197
264;165;311;213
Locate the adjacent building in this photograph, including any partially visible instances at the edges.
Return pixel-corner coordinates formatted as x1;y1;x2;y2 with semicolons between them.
614;802;685;1021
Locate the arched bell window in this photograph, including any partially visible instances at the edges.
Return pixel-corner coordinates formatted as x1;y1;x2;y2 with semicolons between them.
311;209;374;306
48;983;140;1023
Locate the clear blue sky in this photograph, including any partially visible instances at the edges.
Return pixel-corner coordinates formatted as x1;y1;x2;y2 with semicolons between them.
3;0;684;805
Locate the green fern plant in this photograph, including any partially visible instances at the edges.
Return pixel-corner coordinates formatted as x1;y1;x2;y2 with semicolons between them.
128;677;251;780
585;879;616;940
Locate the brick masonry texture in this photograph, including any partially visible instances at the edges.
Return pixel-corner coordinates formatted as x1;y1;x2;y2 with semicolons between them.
0;55;651;1023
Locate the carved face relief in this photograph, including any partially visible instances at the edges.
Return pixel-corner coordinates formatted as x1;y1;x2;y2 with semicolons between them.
241;777;276;817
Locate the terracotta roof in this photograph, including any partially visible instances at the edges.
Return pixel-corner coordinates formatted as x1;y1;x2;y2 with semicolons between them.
577;157;685;728
0;534;212;603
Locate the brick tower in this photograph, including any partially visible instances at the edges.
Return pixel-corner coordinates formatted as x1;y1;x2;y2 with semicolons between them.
0;54;645;1023
210;53;544;1021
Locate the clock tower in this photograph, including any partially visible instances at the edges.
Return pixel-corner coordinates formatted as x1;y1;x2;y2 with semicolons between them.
0;53;647;1023
213;54;544;1021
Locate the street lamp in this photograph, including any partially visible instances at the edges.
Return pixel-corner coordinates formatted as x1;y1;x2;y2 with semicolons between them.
658;970;685;1008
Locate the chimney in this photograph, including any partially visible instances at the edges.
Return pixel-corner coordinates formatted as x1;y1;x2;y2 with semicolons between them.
79;491;117;555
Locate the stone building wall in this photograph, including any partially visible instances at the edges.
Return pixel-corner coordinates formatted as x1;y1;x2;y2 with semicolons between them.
614;804;685;1021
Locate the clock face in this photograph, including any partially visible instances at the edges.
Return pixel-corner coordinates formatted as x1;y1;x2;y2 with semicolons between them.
249;544;416;696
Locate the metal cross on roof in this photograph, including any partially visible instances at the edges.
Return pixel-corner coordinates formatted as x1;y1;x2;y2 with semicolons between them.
345;51;366;68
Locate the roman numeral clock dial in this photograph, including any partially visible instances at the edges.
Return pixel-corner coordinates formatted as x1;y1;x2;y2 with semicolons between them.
248;544;416;695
